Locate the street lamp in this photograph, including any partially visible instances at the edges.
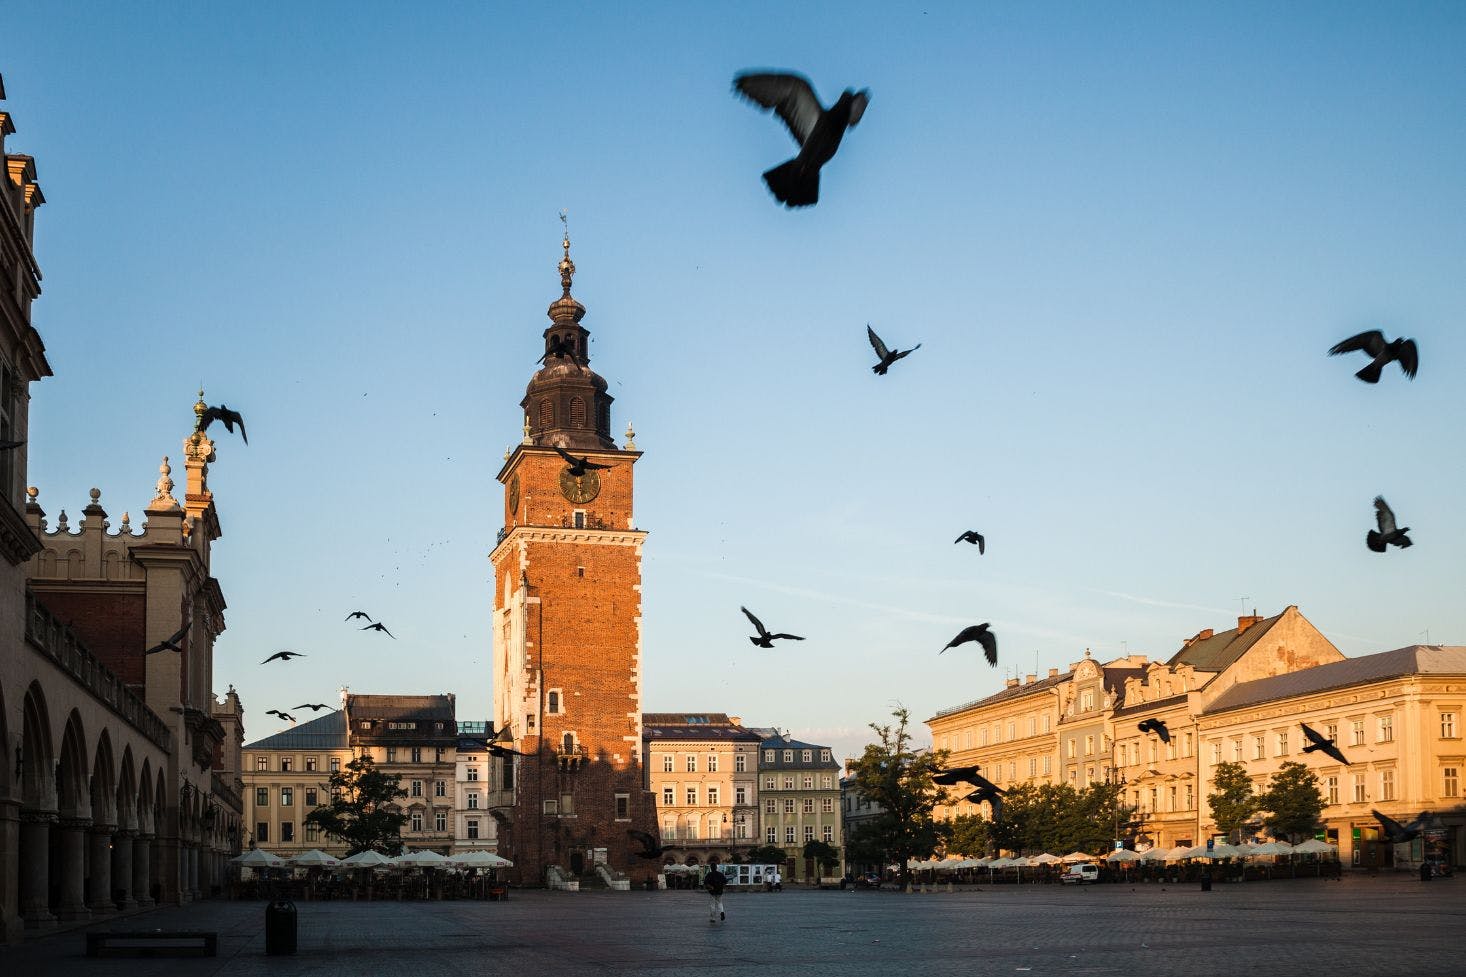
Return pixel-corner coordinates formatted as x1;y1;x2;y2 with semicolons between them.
1105;769;1128;849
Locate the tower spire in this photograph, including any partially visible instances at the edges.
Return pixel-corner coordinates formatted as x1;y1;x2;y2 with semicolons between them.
558;208;575;297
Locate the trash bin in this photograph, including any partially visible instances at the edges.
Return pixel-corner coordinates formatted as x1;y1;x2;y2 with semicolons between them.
265;899;297;955
1200;871;1212;892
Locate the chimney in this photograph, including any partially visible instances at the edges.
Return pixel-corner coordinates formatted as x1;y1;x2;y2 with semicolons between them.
1025;674;1037;685
1236;610;1263;635
728;716;741;726
1005;678;1020;689
1183;628;1214;648
1047;667;1059;679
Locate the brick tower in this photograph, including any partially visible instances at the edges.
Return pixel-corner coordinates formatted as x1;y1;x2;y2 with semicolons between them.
489;226;654;885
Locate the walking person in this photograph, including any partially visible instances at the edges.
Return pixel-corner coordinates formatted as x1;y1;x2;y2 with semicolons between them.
704;862;728;923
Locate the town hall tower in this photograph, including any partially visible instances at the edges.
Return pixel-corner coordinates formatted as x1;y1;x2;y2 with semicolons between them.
489;229;653;884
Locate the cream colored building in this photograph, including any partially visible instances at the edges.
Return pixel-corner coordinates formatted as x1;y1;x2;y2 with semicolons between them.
753;730;843;881
453;722;511;853
643;713;760;865
242;710;354;857
1198;644;1466;870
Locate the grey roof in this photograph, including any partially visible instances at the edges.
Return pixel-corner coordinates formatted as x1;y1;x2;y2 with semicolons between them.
929;671;1073;721
757;734;839;768
642;713;761;743
243;709;347;751
1205;645;1466;715
1112;693;1189;718
1167;613;1283;671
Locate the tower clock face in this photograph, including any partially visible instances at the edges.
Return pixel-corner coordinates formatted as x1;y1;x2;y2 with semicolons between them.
507;475;521;513
560;469;601;504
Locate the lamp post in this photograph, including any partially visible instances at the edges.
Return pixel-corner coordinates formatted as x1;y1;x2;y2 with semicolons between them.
1105;769;1128;849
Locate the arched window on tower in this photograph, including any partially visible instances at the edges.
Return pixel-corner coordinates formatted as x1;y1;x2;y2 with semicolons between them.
539;399;554;428
569;396;586;428
562;732;576;755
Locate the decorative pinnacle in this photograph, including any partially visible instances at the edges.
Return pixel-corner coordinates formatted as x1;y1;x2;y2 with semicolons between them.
558;209;575;296
193;386;207;432
624;422;636;451
521;415;533;445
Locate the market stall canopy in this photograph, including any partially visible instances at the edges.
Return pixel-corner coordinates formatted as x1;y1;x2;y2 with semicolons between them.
1060;851;1095;864
1106;849;1144;863
1030;853;1063;864
1252;841;1295;855
394;849;453;867
1137;847;1170;862
290;849;341;867
341;850;394;867
454;850;514;868
230;849;285;868
1292;839;1338;854
987;857;1016;868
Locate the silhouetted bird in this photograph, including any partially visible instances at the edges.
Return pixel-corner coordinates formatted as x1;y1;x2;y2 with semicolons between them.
1137;718;1171;744
144;624;190;656
1367;496;1412;553
733;71;868;208
1328;330;1418;383
294;703;331;712
200;404;247;444
627;829;672;860
361;622;395;639
932;765;984;787
0;439;24;451
940;623;997;666
266;709;297;723
486;743;526;759
538;335;575;363
953;531;985;553
740;606;804;648
961;784;1004;822
1300;722;1350;765
553;444;612;477
867;325;920;375
344;611;373;622
1372;809;1430;844
261;650;306;664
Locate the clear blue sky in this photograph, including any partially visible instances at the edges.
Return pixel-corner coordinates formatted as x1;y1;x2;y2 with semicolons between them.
6;2;1465;762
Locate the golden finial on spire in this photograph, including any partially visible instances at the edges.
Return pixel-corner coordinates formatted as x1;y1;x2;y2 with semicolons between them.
193;385;207;432
624;422;636;451
557;209;575;296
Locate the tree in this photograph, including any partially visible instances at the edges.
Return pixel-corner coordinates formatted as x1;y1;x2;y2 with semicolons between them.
1207;762;1258;842
803;839;841;876
744;844;787;865
1259;761;1325;842
304;754;408;856
944;814;991;857
849;707;950;889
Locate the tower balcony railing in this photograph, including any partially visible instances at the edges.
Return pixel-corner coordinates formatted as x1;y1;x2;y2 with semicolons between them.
557;744;588;770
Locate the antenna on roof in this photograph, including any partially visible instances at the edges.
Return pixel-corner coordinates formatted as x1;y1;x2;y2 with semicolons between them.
1236;596;1251;614
1420;628;1431;645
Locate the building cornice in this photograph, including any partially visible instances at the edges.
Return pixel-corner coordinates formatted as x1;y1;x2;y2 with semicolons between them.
490;525;647;561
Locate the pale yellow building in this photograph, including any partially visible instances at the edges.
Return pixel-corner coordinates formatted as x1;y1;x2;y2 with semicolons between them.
242;710;354;857
642;713;760;865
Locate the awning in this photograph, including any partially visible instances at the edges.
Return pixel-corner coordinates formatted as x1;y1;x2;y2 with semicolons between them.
230;849;285;868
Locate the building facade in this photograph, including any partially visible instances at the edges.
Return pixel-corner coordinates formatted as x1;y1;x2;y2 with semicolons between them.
1;75;244;942
489;234;655;884
453;721;508;853
241;709;353;857
754;732;843;881
643;713;760;865
840;758;886;878
346;694;457;853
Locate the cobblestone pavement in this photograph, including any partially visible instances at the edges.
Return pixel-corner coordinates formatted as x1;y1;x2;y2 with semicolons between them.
3;875;1462;976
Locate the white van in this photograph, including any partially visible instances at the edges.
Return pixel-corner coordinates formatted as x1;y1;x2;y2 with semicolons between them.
1060;864;1099;885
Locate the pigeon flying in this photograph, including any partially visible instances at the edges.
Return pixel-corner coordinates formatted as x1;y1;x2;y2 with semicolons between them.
1328;330;1418;383
261;650;306;664
740;606;805;648
941;623;998;666
954;531;985;553
294;703;332;712
0;439;24;451
1366;496;1412;553
733;71;868;208
553;444;612;477
627;829;672;860
1300;722;1350;765
932;765;985;787
266;709;297;723
1137;718;1171;744
144;624;190;656
867;325;920;375
200;404;248;444
1371;809;1430;844
344;611;373;622
961;784;1004;822
361;622;395;639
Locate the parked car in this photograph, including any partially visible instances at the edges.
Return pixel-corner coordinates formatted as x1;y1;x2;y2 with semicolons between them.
856;873;882;889
1060;864;1099;885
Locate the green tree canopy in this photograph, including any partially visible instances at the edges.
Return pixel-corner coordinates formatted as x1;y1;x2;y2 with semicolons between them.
1207;761;1258;842
849;707;950;888
943;814;991;857
303;754;408;856
802;839;841;873
985;781;1132;855
1258;761;1325;842
744;844;788;865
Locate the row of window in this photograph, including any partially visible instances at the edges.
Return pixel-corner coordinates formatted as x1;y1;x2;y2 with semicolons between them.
254;814;489;844
941;713;1054;752
765;825;834;845
762;748;833;765
762;774;835;791
1131;783;1196;814
1205;713;1456;766
255;785;480;809
253;755;342;773
659;785;748;806
542;792;631;818
762;798;835;814
659;753;749;773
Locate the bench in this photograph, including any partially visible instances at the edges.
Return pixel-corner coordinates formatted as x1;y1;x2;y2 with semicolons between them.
85;930;219;957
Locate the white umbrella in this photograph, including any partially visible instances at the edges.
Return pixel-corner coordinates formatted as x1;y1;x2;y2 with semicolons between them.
987;857;1014;868
290;849;341;868
341;850;394;868
1293;839;1337;854
972;857;993;867
394;849;453;867
1164;845;1194;860
1206;843;1246;859
1254;840;1295;855
230;849;285;868
1138;847;1169;862
1107;849;1144;863
1030;853;1063;865
455;850;514;868
1060;851;1095;864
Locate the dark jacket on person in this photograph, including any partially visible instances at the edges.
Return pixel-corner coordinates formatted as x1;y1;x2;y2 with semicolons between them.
704;868;727;895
